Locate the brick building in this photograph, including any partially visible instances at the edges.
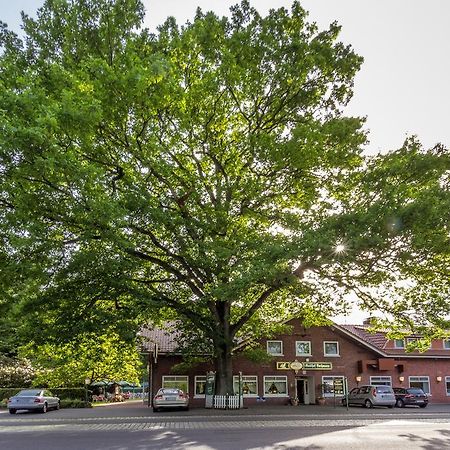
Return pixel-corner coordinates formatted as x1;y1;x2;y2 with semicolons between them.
141;319;450;406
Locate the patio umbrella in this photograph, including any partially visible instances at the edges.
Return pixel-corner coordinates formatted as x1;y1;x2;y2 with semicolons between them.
90;381;109;386
114;381;133;387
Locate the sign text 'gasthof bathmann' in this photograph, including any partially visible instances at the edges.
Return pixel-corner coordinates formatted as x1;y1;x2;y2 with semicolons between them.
276;361;333;370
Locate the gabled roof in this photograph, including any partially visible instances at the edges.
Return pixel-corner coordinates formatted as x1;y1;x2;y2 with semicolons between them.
335;323;450;359
339;324;388;349
139;324;180;353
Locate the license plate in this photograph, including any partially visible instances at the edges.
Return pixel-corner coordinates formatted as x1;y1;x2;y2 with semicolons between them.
165;396;176;401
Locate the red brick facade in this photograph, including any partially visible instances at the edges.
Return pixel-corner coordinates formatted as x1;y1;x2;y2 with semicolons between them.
147;319;450;406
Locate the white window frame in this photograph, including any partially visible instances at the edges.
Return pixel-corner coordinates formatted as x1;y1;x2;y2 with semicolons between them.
263;375;288;397
443;340;450;350
233;375;258;397
194;376;206;397
409;376;430;394
162;375;189;393
370;376;392;386
323;341;340;357
295;340;312;356
445;377;450;396
267;340;283;356
321;375;345;398
394;339;405;348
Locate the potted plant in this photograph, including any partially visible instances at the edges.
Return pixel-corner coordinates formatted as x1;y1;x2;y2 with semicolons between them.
316;384;327;405
290;396;299;406
316;396;326;405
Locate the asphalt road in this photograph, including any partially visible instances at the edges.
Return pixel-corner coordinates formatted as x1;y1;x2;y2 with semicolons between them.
1;401;450;449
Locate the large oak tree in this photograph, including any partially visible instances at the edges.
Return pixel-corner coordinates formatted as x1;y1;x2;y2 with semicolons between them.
0;0;449;394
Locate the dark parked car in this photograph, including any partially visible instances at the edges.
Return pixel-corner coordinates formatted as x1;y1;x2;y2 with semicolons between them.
393;387;428;408
7;389;60;414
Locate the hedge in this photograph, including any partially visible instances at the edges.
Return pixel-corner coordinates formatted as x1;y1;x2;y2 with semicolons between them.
0;387;86;402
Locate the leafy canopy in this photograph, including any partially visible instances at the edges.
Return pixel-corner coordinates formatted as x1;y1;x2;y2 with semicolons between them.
0;0;449;382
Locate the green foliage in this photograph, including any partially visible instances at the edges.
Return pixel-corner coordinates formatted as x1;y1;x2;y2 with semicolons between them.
170;357;209;374
50;387;86;400
60;399;92;408
20;331;143;388
0;0;449;395
240;346;274;364
0;388;22;404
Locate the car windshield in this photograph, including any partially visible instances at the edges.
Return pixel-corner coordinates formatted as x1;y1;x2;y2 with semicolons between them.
17;389;42;396
159;389;181;395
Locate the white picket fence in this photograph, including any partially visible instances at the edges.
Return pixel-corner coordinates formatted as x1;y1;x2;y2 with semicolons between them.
213;394;242;409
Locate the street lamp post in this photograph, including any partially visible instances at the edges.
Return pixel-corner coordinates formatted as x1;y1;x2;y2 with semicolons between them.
85;378;91;405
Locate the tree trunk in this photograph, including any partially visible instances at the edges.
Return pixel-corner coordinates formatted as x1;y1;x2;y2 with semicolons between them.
213;301;234;395
215;343;234;395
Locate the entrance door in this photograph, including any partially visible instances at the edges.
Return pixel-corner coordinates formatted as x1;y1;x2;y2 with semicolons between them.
296;378;310;405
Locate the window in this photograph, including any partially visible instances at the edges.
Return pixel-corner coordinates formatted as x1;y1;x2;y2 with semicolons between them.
323;341;339;356
162;376;188;393
263;376;288;396
406;337;419;346
409;376;430;394
296;341;312;356
445;377;450;396
443;340;450;350
394;339;405;348
370;376;392;386
321;376;345;397
233;375;258;396
267;340;283;356
194;376;206;397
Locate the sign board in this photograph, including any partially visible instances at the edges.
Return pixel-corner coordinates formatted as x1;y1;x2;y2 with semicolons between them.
276;361;333;371
276;362;292;370
302;362;332;370
333;379;344;395
204;371;215;409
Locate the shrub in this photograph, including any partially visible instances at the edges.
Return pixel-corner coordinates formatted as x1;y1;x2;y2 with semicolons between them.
60;399;92;408
50;388;86;401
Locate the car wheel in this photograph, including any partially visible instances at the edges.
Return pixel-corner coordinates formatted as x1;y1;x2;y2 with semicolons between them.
41;403;48;413
419;404;427;408
152;407;159;413
9;409;16;415
364;399;373;409
396;399;404;408
387;405;394;408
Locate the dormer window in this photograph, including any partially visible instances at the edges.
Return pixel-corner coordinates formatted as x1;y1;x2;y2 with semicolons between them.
394;339;405;349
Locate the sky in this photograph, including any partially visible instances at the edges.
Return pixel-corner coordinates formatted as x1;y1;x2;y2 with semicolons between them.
2;0;450;156
1;0;449;324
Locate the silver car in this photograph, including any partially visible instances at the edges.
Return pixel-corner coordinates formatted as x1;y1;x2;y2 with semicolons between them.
7;389;60;414
153;388;189;412
345;385;395;408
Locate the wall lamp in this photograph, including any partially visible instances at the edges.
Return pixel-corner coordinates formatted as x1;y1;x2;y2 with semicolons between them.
398;376;405;383
355;376;362;384
436;376;442;382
